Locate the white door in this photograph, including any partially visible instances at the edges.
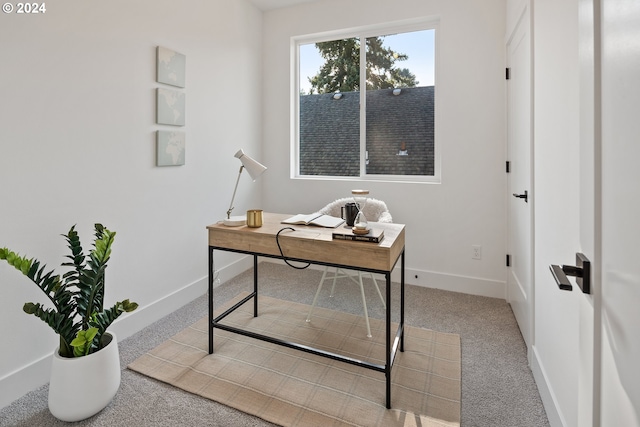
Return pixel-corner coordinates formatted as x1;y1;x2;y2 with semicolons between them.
560;0;640;424
576;0;598;424
599;0;640;424
506;6;533;349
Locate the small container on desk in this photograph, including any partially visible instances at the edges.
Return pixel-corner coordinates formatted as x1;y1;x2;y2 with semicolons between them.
246;209;263;227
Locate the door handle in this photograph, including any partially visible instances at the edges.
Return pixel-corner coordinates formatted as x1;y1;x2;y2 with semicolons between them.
549;253;591;294
512;190;528;203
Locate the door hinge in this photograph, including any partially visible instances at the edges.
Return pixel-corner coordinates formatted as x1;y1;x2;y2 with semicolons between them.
506;254;511;267
506;161;511;173
506;68;511;80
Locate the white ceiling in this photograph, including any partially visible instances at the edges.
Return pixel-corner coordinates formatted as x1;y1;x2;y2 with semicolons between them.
249;0;320;11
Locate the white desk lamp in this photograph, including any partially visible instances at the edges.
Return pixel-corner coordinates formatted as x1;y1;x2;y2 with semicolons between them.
224;149;267;226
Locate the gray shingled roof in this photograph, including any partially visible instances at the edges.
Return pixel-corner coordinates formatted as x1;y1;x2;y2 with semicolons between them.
299;86;434;176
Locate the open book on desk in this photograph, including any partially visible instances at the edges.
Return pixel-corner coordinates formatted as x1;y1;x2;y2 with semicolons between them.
281;213;345;228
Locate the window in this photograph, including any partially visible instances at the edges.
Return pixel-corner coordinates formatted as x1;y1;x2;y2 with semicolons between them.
294;20;438;182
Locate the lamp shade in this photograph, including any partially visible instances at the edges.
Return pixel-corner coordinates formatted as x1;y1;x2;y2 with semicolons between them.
223;149;267;226
235;149;267;181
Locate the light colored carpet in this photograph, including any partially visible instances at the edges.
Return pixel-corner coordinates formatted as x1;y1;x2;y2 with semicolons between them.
129;294;461;427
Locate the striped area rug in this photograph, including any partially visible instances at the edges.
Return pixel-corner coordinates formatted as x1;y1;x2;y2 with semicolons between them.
128;293;461;427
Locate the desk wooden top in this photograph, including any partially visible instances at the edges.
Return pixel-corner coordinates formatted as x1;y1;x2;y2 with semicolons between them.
207;212;405;272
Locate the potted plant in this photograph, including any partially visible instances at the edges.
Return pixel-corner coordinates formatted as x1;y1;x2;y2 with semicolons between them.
0;223;138;421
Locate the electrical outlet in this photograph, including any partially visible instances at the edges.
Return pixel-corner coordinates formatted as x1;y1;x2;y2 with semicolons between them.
472;245;482;260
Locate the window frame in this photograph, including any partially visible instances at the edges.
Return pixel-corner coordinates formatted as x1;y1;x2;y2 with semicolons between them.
291;18;441;184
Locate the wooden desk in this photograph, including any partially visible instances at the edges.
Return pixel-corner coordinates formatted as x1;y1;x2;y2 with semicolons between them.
207;212;406;408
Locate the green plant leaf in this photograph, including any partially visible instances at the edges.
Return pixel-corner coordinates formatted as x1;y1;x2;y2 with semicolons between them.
84;327;98;343
120;299;139;312
23;302;37;314
2;224;136;358
22;302;77;355
70;327;99;357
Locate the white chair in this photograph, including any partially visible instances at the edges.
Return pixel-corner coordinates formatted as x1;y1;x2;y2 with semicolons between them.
306;197;392;337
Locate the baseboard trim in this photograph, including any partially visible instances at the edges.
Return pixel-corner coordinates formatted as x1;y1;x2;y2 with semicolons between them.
261;259;506;300
0;352;52;410
407;268;506;299
110;255;254;341
531;344;566;427
108;278;208;342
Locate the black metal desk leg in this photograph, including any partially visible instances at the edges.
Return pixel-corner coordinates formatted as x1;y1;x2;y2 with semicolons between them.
401;249;405;352
386;271;392;409
208;246;214;354
253;255;258;317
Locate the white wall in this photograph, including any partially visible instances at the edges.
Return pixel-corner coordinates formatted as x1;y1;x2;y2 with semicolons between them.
0;0;263;408
260;0;508;297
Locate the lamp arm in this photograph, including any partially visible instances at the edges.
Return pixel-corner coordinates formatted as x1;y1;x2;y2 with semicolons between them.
226;165;244;219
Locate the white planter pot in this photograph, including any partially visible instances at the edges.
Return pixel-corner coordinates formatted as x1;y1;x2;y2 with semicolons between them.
48;332;121;422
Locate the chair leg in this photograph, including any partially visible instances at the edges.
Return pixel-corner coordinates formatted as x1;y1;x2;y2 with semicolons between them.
331;268;361;296
369;273;386;309
306;266;329;322
358;273;373;338
329;268;340;297
310;268;376;338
